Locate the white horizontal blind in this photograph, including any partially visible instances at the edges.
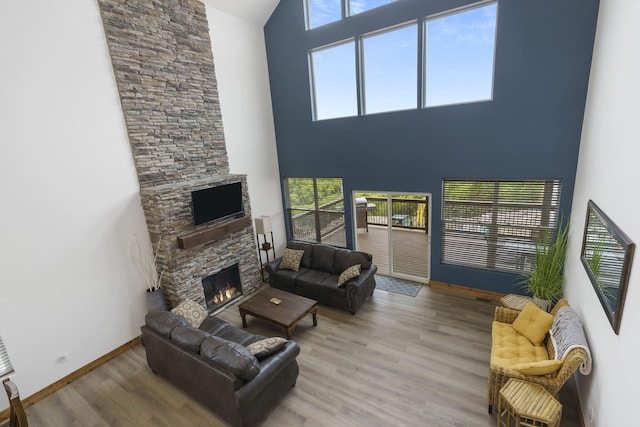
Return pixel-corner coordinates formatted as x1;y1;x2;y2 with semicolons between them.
442;179;561;273
0;336;15;378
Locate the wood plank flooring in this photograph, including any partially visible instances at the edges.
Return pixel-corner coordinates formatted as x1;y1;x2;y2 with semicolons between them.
21;286;581;426
356;225;430;280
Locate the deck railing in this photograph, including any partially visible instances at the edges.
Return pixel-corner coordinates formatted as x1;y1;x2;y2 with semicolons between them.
289;198;345;244
363;197;428;231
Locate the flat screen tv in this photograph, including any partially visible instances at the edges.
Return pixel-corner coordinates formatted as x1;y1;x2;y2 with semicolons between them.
191;182;244;226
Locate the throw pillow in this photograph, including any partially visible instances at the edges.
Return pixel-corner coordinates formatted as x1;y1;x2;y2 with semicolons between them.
510;359;563;375
171;299;207;328
246;337;288;360
338;264;361;286
512;301;554;346
280;248;305;272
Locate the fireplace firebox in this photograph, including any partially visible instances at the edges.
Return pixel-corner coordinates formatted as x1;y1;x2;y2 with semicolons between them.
202;264;243;313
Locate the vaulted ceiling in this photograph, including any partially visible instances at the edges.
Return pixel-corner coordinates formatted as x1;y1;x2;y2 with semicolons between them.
202;0;280;25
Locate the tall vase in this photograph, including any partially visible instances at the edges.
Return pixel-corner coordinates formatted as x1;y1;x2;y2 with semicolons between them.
146;289;167;312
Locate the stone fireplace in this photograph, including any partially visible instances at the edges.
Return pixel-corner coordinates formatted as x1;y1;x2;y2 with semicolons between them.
98;0;262;309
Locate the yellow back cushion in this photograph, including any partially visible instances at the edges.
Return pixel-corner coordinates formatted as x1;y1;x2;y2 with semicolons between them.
510;359;563;375
512;301;554;346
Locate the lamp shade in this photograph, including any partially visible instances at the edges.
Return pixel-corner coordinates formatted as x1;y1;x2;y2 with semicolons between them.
255;216;272;234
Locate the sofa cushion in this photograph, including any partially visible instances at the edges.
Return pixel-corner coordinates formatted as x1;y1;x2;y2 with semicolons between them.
171;326;210;353
272;267;309;288
491;321;549;368
200;336;260;381
171;299;207;328
280;248;305;272
198;315;231;336
216;326;262;346
338;264;361;286
247;337;288;360
512;302;554;346
287;240;313;268
334;249;373;273
510;359;563;375
310;244;336;272
145;311;191;338
296;269;332;287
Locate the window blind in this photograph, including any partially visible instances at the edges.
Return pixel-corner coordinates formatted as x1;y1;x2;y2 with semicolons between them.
0;336;15;378
442;179;562;273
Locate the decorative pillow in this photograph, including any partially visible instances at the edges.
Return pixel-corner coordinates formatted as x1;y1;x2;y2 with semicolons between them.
338;264;361;286
512;301;554;346
171;299;207;328
246;337;288;360
279;248;305;272
510;359;563;375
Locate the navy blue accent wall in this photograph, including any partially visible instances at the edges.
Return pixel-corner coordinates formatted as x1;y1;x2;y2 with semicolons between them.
264;0;600;294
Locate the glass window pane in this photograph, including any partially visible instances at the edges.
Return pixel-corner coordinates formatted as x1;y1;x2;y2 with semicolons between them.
310;41;357;120
350;0;395;16
363;24;417;114
425;3;497;107
307;0;341;29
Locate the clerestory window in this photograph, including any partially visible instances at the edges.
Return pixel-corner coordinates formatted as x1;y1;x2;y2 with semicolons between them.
307;1;498;121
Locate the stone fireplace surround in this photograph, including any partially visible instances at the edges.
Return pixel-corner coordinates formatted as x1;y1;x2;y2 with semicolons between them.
98;0;262;308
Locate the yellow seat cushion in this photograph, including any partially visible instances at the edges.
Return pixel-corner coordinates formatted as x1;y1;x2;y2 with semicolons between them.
491;321;549;369
512;301;554;346
510;359;563;375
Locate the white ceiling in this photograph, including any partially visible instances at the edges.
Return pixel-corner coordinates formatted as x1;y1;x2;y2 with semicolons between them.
201;0;281;25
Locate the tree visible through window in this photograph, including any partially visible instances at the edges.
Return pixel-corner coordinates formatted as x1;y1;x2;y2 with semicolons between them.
442;179;562;273
285;178;346;246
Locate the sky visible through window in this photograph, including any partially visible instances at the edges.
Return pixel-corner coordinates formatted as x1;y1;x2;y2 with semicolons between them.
307;0;396;29
363;24;417;114
426;3;497;107
308;1;498;120
311;41;357;120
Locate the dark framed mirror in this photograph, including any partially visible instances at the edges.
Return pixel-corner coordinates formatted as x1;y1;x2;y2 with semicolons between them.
580;200;635;334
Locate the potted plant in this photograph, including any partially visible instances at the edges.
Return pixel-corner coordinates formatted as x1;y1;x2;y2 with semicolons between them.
132;234;167;312
520;220;570;311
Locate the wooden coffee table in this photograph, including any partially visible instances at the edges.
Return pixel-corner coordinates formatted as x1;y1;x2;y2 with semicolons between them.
238;287;317;339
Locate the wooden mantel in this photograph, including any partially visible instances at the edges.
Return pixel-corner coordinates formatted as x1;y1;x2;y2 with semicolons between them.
177;216;252;249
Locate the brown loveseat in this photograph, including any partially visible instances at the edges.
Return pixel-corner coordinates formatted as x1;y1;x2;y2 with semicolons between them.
266;240;377;314
141;311;300;427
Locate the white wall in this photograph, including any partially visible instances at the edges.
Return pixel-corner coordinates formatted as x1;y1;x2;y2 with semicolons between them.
564;0;640;425
0;0;152;410
206;6;287;256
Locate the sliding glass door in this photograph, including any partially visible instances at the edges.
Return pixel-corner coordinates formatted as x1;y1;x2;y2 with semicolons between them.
354;191;430;283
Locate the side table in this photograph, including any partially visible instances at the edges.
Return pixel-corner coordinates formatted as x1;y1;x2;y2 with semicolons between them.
500;294;532;311
498;379;562;427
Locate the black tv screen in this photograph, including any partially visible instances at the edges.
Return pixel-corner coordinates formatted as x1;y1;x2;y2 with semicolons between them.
191;182;244;225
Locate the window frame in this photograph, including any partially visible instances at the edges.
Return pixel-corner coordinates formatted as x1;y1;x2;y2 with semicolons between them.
309;39;358;121
441;178;562;273
423;1;498;108
285;177;347;247
307;0;499;121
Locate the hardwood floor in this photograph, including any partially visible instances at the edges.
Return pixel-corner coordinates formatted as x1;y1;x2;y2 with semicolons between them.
22;286;581;426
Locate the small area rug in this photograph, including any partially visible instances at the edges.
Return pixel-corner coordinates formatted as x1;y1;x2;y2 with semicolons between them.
374;275;422;297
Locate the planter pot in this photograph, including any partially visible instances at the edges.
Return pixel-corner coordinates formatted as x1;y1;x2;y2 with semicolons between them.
533;297;552;312
146;289;167;312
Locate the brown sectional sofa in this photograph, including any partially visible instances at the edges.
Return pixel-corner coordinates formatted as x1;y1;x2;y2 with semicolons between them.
141;311;300;427
266;240;377;314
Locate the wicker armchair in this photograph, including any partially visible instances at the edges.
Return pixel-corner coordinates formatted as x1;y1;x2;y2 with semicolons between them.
487;299;588;413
